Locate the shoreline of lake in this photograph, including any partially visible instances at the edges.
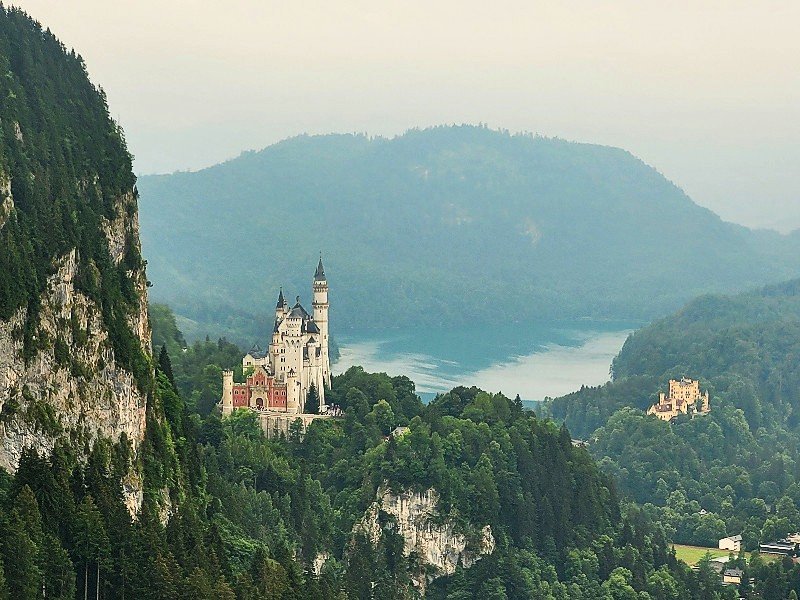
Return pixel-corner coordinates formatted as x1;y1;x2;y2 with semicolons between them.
333;322;634;402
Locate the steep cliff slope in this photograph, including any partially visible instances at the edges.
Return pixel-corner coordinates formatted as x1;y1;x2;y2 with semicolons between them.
356;486;495;594
137;127;800;342
0;7;151;508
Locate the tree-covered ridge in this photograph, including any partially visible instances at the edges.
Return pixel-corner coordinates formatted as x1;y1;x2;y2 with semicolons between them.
0;286;755;598
0;352;728;599
547;279;800;553
0;6;148;385
138;125;800;343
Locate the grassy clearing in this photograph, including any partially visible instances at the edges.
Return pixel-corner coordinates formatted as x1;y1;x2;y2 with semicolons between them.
672;543;782;567
673;544;732;565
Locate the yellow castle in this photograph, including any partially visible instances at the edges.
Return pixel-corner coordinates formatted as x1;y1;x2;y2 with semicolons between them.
647;378;710;422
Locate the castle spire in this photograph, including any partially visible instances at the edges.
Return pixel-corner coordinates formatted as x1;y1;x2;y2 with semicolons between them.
276;287;286;308
314;254;326;281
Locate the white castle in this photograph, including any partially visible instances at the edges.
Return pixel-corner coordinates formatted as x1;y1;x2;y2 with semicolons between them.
221;258;331;417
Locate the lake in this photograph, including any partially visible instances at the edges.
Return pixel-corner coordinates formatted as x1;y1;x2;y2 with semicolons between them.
333;321;635;403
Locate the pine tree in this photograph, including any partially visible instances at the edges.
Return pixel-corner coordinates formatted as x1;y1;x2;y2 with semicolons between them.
344;532;376;600
305;383;320;414
43;533;76;600
184;567;214;599
12;484;44;550
470;454;500;525
158;344;175;387
74;495;110;600
12;448;63;533
1;512;42;599
250;547;290;600
512;394;524;418
234;572;259;600
0;557;9;600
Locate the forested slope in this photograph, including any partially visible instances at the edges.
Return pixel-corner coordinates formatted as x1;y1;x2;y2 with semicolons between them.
0;6;149;381
1;313;731;598
0;5;151;510
548;279;800;560
138;127;800;342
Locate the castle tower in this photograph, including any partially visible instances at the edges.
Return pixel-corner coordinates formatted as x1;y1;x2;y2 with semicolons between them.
221;369;234;416
269;288;286;375
283;297;306;413
286;367;301;413
312;256;331;388
275;287;287;321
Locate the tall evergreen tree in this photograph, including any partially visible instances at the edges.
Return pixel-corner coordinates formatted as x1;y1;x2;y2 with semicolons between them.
73;495;110;600
1;512;41;599
0;560;7;600
305;383;320;414
250;547;290;600
159;344;176;387
43;534;77;600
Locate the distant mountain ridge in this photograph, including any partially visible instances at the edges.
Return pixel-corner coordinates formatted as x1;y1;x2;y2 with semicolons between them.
137;126;800;342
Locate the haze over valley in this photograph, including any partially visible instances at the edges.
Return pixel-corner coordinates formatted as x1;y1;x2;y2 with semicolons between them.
138;126;800;347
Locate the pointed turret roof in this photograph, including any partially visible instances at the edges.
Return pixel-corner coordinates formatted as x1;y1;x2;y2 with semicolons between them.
276;287;286;308
287;298;310;319
248;343;267;359
314;256;326;281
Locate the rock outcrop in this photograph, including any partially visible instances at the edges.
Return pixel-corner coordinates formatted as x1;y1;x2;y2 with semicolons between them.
0;4;153;518
0;189;150;513
357;485;495;594
103;189;152;346
0;173;12;230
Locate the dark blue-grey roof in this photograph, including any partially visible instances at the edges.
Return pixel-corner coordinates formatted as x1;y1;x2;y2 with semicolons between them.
276;288;286;308
724;569;743;577
287;302;310;319
314;257;326;281
248;343;267;359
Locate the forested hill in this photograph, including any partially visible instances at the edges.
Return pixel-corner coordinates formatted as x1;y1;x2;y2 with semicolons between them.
137;126;800;342
3;303;729;597
550;278;800;438
547;279;800;561
0;9;151;473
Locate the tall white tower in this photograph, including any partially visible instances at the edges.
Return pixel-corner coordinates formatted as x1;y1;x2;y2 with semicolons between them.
221;370;234;416
283;297;305;413
312;256;331;388
270;288;287;376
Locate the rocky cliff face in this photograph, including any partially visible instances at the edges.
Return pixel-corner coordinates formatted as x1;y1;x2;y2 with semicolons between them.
104;190;152;348
0;185;150;513
0;173;11;229
0;8;154;515
357;485;495;594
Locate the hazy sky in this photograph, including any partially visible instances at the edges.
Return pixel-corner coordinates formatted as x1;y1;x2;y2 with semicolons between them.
14;1;800;231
